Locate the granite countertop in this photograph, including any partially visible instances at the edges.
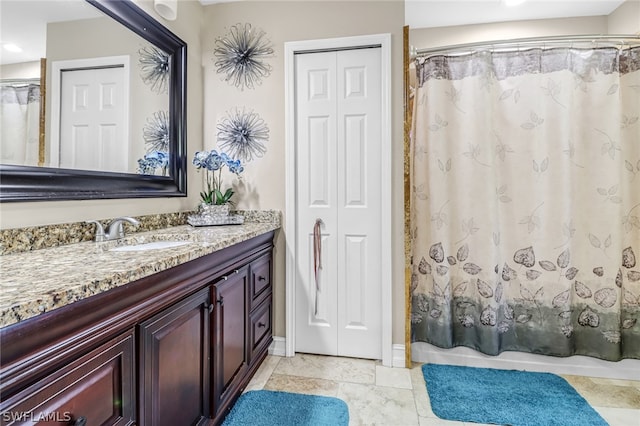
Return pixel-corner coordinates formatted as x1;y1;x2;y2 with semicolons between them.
0;219;279;328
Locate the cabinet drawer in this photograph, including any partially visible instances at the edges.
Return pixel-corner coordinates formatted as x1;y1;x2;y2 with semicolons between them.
0;330;135;426
250;254;271;309
248;299;272;364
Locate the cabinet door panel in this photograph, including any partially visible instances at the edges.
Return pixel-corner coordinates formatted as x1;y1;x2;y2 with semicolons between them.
138;287;210;426
1;330;135;426
212;268;248;416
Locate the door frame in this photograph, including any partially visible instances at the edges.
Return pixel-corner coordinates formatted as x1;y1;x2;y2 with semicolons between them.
49;55;130;168
284;34;392;366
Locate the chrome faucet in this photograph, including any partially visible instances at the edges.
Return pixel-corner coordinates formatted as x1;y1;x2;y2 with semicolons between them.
87;217;140;242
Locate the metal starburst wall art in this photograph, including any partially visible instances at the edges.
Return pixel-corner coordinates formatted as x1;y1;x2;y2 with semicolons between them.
213;23;274;90
217;108;269;162
138;45;170;94
143;111;170;153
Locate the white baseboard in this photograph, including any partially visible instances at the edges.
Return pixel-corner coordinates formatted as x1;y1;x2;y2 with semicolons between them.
412;342;640;380
268;336;286;357
392;344;406;368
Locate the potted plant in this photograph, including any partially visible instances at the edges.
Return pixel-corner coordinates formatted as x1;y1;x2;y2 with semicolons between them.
192;149;244;217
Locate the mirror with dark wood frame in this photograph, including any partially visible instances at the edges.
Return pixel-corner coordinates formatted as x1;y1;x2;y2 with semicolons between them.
0;0;187;202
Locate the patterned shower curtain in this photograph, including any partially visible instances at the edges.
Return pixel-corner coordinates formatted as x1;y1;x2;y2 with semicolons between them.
410;46;640;361
0;83;41;166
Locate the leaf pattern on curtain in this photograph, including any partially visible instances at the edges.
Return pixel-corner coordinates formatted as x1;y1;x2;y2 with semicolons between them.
410;47;640;361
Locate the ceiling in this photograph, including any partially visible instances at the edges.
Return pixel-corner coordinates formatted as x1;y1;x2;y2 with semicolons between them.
0;0;629;66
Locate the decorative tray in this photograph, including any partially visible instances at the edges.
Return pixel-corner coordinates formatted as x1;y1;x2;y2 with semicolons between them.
187;214;245;227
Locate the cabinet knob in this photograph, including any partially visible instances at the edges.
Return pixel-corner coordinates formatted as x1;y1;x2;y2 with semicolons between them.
73;417;87;426
258;322;266;328
258;276;266;282
207;304;214;313
216;296;224;306
234;269;239;274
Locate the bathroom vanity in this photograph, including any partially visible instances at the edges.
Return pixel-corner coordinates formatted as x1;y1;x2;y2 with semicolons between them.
0;221;277;425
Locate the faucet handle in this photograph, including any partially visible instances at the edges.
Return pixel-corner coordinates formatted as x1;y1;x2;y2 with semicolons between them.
86;220;106;242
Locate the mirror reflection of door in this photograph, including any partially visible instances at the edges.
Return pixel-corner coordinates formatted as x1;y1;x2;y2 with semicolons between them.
51;56;130;173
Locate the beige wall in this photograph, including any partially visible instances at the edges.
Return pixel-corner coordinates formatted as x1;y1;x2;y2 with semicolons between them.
0;0;204;228
410;15;608;50
608;0;640;34
0;61;40;79
201;1;406;341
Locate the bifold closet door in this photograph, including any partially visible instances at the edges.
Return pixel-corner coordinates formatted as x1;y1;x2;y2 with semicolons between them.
294;47;382;359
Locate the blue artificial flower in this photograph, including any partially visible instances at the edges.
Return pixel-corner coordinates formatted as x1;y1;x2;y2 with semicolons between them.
138;150;168;174
138;158;154;174
205;150;223;171
192;151;209;168
147;151;168;168
227;159;244;175
192;149;244;205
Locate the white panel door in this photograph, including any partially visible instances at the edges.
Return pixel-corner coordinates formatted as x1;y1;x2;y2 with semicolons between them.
295;47;382;359
59;66;127;172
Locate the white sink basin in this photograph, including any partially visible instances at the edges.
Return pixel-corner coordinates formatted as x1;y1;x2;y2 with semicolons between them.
109;241;191;252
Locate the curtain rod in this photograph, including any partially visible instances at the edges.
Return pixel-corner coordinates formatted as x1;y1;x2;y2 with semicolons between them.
413;34;640;58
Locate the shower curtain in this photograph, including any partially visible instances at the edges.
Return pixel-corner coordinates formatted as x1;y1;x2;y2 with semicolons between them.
0;83;41;166
410;46;640;361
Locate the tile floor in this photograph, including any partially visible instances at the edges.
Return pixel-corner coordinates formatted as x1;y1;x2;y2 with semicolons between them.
245;353;640;426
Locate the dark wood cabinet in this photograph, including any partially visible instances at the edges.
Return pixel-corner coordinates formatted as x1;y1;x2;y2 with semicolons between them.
211;253;273;424
1;330;135;426
138;287;210;426
211;267;249;417
0;232;274;426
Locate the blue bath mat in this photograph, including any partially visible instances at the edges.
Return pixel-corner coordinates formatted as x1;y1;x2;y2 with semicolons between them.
222;390;349;426
422;364;607;426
